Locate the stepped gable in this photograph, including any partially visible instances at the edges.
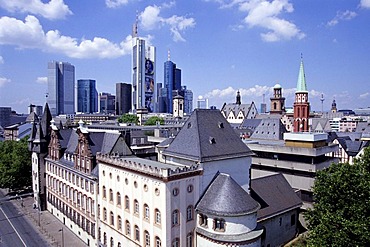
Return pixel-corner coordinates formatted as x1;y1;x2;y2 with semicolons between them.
251;174;302;220
196;173;260;216
163;109;253;162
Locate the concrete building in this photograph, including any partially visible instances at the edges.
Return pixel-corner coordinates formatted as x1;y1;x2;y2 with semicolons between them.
99;92;115;115
47;61;75;116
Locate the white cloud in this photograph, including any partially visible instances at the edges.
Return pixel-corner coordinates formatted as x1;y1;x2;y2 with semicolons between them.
0;56;3;64
0;0;72;20
207;0;304;42
0;15;134;59
36;77;47;84
0;77;11;87
105;0;129;8
139;4;195;42
360;0;370;8
327;10;357;27
359;92;370;99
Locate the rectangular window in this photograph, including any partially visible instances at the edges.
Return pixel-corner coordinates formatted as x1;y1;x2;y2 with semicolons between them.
291;214;296;226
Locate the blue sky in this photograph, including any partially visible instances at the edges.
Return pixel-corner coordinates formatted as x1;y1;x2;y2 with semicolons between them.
1;0;370;114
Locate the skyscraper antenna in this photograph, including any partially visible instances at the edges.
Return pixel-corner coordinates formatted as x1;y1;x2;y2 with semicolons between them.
168;49;171;61
320;93;325;114
132;11;138;38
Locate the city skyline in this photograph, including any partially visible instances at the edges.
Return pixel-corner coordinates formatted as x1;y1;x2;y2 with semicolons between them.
1;0;370;113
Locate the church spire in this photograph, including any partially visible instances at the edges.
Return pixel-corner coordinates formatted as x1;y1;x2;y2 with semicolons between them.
296;54;308;93
236;90;241;105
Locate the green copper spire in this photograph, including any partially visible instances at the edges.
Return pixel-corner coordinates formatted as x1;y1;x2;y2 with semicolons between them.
296;55;308;92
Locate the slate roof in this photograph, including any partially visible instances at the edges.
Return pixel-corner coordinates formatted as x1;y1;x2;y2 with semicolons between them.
196;173;260;216
250;118;287;140
26;112;39;123
222;103;252;117
251;174;302;220
163;109;253;162
296;58;308;93
311;118;332;132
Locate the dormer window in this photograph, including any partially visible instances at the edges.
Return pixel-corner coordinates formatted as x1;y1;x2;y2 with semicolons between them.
199;214;208;227
218;122;224;128
214;218;225;232
209;137;216;144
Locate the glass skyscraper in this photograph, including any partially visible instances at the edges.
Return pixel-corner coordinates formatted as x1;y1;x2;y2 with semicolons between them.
47;61;75;116
77;79;98;114
163;59;181;113
116;82;132;115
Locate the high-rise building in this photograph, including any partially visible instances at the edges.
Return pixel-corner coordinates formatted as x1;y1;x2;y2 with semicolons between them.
196;96;209;109
77;79;98;114
116;82;132;115
183;86;193;114
47;61;75;116
0;107;11;128
293;57;310;132
132;21;156;113
163;51;182;113
99;92;115;115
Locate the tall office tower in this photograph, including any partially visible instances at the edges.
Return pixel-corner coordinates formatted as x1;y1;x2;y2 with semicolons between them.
77;79;98;114
28;104;43;116
47;61;75;116
116;82;132;115
293;56;310;132
132;21;156;113
0;107;11;128
99;92;115;114
163;51;181;113
183;86;193;114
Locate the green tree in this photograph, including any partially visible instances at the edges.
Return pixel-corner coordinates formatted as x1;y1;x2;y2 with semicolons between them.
305;147;370;246
118;114;139;125
144;116;164;126
0;137;32;190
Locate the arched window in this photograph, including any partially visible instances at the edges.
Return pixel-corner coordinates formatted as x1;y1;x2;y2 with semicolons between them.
125;196;129;211
172;238;180;247
103;232;107;246
125;220;130;235
103;207;107;221
110;211;114;226
109;189;113;202
117;192;121;206
144;204;150;220
155;236;161;247
102;186;106;199
186;205;193;221
135;225;140;242
117;215;122;230
186;232;193;247
172;209;179;226
273;102;277;110
110;237;114;247
155;209;161;225
144;230;150;247
134;199;139;215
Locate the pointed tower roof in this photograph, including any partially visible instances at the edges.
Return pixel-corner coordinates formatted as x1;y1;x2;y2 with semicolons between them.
41;103;52;141
296;56;308;93
163;109;253;162
236;90;241;105
196;173;260;216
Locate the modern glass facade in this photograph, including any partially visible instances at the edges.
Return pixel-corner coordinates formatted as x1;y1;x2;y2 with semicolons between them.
116;83;132;115
164;61;181;113
47;61;75;116
99;93;115;114
77;79;98;114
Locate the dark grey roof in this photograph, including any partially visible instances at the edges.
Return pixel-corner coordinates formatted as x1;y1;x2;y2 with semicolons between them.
196;173;260;216
356;122;370;133
239;119;262;131
26;112;39;123
163;109;253;162
311;118;331;132
66;130;79;154
250;118;286;140
221;103;254;117
59;128;73;150
251;174;302;220
156;137;175;148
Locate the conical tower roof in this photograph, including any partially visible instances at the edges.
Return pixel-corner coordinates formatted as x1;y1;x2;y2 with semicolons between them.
41;103;52;141
296;57;308;93
196;173;260;216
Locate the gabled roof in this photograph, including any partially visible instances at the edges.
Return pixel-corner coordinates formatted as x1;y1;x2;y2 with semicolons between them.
251;174;302;220
221;102;255;118
163;109;253;162
26;112;39;123
196;173;260;216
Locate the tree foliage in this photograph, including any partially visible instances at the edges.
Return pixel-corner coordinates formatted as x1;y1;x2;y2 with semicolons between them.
144;116;164;126
305;147;370;246
0;137;32;190
118;114;139;125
